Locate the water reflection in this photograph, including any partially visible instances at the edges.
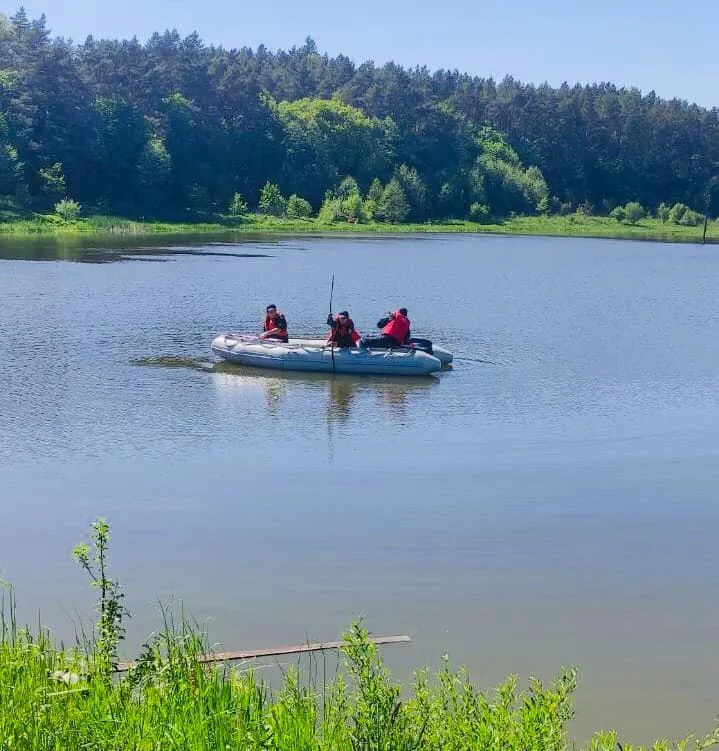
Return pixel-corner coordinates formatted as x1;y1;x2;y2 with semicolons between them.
0;233;280;262
210;362;438;423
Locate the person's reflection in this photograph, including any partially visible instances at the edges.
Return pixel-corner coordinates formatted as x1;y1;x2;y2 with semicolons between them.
380;383;409;418
263;378;284;415
328;376;358;423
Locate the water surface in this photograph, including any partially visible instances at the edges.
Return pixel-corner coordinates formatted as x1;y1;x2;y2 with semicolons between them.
2;232;719;743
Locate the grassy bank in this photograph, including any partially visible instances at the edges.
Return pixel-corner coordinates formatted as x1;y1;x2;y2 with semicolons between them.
1;520;718;750
1;210;718;244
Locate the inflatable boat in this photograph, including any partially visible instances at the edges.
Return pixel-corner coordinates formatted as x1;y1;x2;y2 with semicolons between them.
211;334;442;376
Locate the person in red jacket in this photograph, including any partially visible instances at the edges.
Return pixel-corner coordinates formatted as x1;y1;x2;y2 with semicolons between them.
259;304;288;342
361;307;410;349
326;310;360;348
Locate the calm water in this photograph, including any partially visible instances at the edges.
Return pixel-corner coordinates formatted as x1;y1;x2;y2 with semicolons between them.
2;232;719;742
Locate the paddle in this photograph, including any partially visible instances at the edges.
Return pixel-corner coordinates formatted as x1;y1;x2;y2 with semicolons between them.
329;274;335;371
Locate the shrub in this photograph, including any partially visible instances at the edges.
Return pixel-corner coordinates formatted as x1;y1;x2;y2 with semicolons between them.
623;201;646;224
228;192;248;216
656;202;670;222
469;202;491;223
258;182;287;217
668;202;688;224
54;198;81;221
286;194;312;219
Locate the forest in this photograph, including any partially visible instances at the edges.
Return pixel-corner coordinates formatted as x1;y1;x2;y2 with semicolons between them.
1;8;718;225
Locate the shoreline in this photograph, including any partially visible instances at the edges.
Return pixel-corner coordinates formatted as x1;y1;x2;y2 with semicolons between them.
0;213;717;245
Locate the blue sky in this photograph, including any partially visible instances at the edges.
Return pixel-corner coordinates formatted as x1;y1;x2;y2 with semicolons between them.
2;0;717;108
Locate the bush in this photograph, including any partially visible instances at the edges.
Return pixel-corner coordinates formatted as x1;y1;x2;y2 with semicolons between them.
319;179;367;223
656;202;670;222
286;194;312;219
469;202;491;223
375;178;409;223
54;198;81;221
623;201;646;224
668;202;688;224
679;208;703;226
610;202;645;224
227;192;248;216
258;182;287;217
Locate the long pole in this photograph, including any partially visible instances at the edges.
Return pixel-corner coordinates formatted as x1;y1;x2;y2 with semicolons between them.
329;274;335;372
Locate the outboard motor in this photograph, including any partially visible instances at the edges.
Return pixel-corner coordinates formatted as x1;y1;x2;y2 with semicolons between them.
408;337;433;354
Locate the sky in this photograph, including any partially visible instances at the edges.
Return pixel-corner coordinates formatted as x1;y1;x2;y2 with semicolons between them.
2;0;718;108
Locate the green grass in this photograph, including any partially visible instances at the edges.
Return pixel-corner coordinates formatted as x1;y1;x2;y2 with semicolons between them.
1;521;718;750
1;208;717;244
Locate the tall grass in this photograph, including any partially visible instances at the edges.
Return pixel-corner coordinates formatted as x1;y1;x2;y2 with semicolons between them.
1;522;718;750
1;210;718;243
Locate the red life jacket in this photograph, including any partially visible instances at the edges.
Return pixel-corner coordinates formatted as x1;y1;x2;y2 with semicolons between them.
382;310;410;344
327;317;360;346
263;312;288;340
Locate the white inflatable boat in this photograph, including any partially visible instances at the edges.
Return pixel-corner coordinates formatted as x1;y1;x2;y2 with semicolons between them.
211;334;442;376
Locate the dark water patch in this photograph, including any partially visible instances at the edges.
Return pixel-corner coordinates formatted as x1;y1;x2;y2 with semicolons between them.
131;355;215;372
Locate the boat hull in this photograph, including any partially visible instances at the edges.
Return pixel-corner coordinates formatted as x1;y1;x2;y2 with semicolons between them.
211;334;442;376
287;338;453;366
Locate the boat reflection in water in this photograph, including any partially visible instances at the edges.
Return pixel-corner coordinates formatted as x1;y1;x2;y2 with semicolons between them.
210;361;439;423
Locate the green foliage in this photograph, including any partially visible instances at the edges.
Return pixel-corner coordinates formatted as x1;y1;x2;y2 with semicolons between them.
469;202;491;223
54;198;81;221
275;97;395;206
610;201;646;224
258;181;287;216
72;519;127;670
228;192;248;216
1;8;719;221
394;164;428;221
656;202;670;222
137;137;172;213
38;163;66;202
623;201;646;224
363;178;384;219
319;176;367;223
668;202;689;224
679;209;703;227
375;177;409;223
470;129;549;217
286;193;313;218
664;202;703;226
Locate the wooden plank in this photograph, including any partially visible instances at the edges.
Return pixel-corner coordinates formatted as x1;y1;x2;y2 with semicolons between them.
114;634;411;673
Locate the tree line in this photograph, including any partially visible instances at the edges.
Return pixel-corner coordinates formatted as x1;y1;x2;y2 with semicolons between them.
1;9;718;223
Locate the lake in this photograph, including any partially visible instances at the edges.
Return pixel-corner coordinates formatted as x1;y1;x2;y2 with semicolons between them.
1;231;719;744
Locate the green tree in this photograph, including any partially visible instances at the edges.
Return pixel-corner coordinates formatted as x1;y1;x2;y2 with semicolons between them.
623;201;645;224
0;113;24;197
656;202;670;222
668;202;689;224
137;137;172;215
258;181;287;216
38;163;66;206
274;97;395;205
469;202;491;223
375;178;409;223
228;192;248;216
363;178;383;219
320;177;367;223
286;193;312;218
609;205;626;221
394;164;427;221
89;98;147;211
54;197;81;221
